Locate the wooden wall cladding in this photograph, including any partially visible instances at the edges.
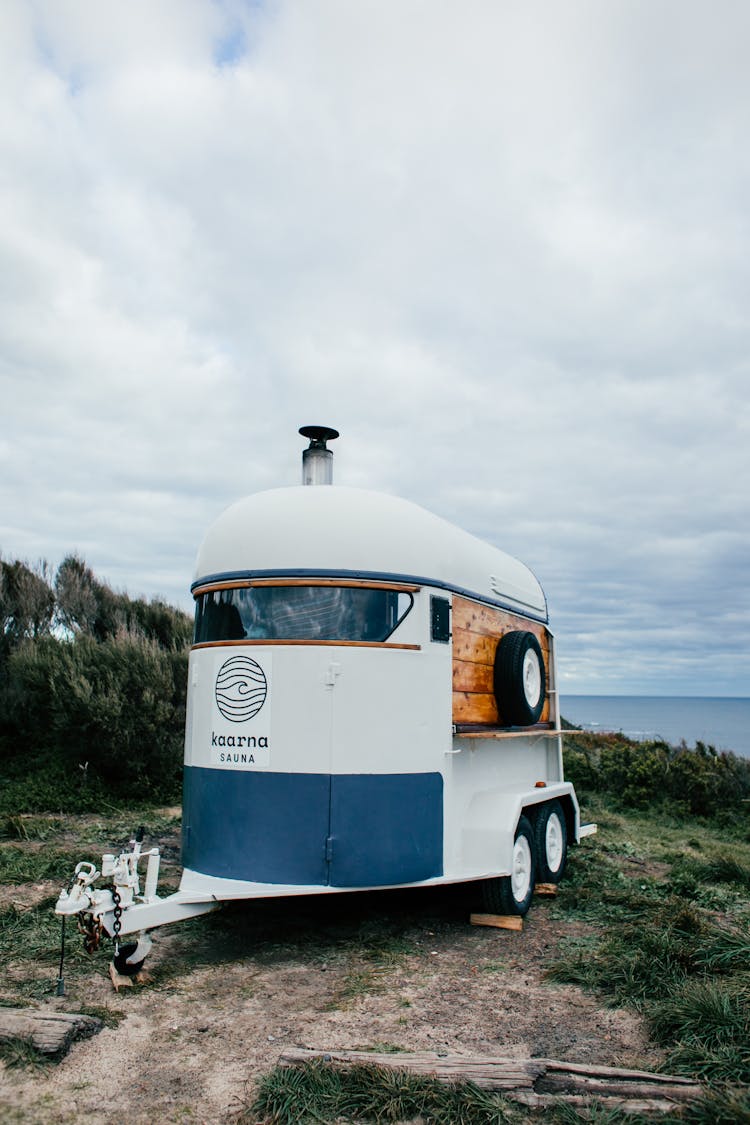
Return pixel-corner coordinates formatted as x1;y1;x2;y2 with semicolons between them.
452;597;550;726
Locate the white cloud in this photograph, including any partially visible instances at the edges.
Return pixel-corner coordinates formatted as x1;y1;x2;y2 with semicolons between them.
0;0;748;692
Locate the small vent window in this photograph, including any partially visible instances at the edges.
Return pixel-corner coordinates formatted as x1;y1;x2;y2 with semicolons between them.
430;596;451;643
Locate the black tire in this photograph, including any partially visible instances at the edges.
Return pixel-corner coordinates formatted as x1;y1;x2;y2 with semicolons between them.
534;800;567;884
482;815;536;916
493;631;546;726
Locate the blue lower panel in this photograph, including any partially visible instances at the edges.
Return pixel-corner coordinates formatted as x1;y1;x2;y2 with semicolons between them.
330;773;443;887
182;767;330;884
182;767;443;887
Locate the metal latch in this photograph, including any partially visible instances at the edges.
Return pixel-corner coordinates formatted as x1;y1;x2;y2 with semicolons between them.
325;662;342;687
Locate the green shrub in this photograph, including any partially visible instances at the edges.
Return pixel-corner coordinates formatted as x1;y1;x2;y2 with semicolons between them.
599;739;671;807
0;554;192;807
559;739;604;794
3;633;186;802
54;554;192;648
561;729;750;820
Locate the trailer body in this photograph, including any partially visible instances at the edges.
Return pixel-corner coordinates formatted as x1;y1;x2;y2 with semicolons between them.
179;483;580;904
56;432;592;958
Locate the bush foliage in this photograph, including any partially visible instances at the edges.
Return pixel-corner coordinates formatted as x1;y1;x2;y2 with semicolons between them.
0;553;191;808
563;730;750;818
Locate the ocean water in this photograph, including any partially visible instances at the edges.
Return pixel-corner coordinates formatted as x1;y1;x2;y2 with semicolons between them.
560;696;750;759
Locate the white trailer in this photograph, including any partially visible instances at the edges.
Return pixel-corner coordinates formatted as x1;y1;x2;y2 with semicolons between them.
57;427;594;977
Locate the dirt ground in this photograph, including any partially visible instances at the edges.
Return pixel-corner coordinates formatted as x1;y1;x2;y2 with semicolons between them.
1;830;661;1125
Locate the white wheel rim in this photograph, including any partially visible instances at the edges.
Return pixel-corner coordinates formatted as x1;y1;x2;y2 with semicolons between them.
511;834;532;903
522;649;542;707
545;813;563;873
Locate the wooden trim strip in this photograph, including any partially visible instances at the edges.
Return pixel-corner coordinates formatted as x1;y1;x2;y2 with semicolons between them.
192;639;421;651
192;578;421;596
454;727;559;740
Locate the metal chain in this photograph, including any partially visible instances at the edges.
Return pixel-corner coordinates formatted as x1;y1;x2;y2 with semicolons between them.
111;888;122;955
77;913;103;955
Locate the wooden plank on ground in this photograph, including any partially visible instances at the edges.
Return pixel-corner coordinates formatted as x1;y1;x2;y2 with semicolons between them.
0;1008;102;1057
469;913;523;931
535;883;558;895
279;1049;542;1089
277;1049;704;1112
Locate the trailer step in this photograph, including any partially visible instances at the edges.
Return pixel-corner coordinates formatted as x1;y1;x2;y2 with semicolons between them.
579;823;598;838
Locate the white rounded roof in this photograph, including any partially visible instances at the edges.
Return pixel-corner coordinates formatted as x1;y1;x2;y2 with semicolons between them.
193;486;547;619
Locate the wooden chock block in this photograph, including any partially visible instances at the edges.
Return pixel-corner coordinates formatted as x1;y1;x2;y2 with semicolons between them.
534;883;558;896
469;912;523;931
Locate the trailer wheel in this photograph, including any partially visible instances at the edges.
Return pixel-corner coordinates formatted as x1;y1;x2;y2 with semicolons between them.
494;631;546;726
534;800;567;883
482;815;536;916
112;942;145;976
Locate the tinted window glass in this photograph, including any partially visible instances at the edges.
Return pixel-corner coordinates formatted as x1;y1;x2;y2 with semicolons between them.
194;586;413;644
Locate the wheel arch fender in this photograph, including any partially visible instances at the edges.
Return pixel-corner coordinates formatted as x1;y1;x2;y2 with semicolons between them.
461;783;579;878
460;790;522;877
526;791;578;844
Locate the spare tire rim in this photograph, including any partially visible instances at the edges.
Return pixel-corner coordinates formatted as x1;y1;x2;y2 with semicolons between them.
545;813;563;873
511;835;532;903
522;649;542;707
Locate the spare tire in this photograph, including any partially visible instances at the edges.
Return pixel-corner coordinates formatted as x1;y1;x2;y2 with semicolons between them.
494;630;546;726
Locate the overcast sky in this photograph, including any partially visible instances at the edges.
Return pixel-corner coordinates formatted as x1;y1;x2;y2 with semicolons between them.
1;1;748;696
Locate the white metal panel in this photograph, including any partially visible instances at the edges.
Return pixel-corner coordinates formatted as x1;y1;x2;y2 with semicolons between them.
454;780;578;878
330;648;452;775
194;487;546;618
186;645;333;774
444;736;555;878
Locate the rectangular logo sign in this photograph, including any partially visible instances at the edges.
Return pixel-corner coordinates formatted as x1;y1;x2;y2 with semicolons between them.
209;649;272;769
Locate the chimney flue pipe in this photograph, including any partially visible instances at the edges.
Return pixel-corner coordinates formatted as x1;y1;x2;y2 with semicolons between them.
299;425;339;485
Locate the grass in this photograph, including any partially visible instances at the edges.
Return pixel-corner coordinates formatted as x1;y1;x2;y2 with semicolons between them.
0;900;114;1004
330;926;416;1009
245;1060;520;1125
243;1060;750;1125
0;1036;55;1071
234;799;750;1123
545;800;750;1104
3;739;750;1121
0;845;90;885
648;979;750;1084
678;1088;750;1124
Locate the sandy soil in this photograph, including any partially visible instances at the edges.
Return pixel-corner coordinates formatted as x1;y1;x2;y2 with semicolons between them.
0;872;661;1125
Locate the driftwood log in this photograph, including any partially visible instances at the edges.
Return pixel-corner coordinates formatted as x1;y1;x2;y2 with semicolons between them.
278;1048;703;1114
0;1008;102;1058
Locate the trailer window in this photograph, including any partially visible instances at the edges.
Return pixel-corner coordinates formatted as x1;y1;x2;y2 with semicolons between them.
194;586;413;644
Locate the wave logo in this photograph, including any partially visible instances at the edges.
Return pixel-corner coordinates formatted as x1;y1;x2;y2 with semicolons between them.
215;655;268;723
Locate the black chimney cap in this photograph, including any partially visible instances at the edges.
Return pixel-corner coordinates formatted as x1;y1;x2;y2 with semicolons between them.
299;425;339;444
